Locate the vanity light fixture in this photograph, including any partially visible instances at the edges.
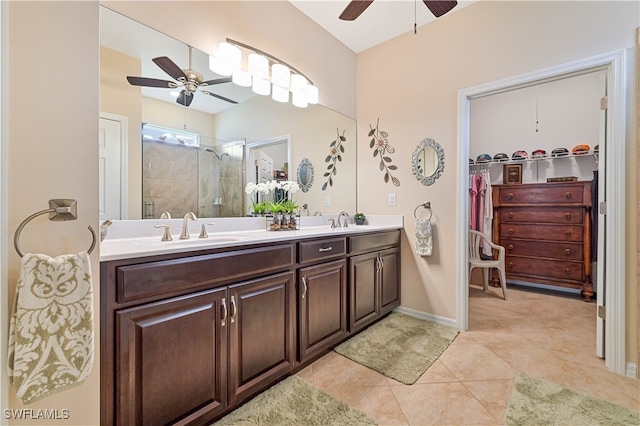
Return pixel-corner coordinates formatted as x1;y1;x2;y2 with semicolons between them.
209;38;318;107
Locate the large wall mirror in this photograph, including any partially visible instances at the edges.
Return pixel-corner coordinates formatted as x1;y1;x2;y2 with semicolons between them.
99;6;356;220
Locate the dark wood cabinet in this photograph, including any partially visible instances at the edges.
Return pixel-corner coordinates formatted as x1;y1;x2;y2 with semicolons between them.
227;272;296;405
348;231;401;332
492;181;593;300
298;259;348;363
101;230;401;424
116;288;227;426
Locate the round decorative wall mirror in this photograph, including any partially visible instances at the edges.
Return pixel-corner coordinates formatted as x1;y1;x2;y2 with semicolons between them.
412;138;445;186
297;158;314;192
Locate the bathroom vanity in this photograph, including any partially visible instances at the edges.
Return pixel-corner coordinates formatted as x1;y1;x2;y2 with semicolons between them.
100;223;401;425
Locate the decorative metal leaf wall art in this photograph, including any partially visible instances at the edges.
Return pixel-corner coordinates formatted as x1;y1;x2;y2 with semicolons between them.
369;118;400;186
322;128;346;191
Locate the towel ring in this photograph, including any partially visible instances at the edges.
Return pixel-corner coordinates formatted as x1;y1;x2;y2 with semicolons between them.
14;199;97;257
414;202;432;221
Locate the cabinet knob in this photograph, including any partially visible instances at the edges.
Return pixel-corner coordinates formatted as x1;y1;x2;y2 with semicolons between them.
507;212;514;219
565;248;572;255
508;244;514;251
507;228;514;235
507;193;514;200
565;213;572;220
565;192;572;199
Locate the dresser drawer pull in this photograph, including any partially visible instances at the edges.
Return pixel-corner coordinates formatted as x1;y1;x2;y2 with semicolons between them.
565;213;572;220
565;231;571;237
508;262;513;268
318;247;333;252
507;228;514;235
565;192;572;199
565;248;572;255
565;268;571;275
507;212;514;219
507;244;514;251
507;193;514;200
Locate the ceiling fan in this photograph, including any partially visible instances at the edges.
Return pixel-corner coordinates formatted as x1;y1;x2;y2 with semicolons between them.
126;48;237;107
339;0;458;21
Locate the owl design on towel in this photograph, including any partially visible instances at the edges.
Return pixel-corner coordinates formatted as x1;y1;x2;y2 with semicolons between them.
7;252;94;404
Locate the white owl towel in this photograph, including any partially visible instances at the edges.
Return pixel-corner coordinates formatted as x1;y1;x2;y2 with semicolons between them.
7;252;94;404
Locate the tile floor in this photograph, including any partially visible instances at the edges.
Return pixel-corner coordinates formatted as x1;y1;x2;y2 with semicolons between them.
297;285;640;425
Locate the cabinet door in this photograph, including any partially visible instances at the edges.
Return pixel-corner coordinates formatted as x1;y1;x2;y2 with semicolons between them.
379;247;400;315
349;252;379;332
116;288;227;426
298;259;348;363
227;272;295;405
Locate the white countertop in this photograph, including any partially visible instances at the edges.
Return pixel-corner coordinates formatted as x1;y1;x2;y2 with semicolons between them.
100;215;403;261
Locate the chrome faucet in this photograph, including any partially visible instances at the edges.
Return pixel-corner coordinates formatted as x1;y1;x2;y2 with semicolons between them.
337;211;350;228
180;212;197;239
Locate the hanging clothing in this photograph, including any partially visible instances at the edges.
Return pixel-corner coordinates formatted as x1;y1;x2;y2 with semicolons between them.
481;170;494;256
469;174;479;230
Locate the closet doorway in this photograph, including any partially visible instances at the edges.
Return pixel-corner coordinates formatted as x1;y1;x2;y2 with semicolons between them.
456;50;628;376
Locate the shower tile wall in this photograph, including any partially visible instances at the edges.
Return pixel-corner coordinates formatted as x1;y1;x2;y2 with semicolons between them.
143;141;198;218
199;142;245;218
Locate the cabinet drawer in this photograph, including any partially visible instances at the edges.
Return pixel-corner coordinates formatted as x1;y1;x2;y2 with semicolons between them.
506;256;583;281
298;238;346;264
501;238;583;261
349;230;400;254
499;223;583;242
499;207;584;224
497;184;584;205
116;244;294;303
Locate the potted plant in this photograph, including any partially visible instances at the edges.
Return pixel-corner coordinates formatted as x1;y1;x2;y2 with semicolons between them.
354;212;366;225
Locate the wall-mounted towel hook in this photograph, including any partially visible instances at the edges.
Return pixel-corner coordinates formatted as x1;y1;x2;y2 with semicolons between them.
14;199;97;257
414;201;432;220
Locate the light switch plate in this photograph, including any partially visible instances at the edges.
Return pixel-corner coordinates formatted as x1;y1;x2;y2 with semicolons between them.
388;193;397;206
324;196;330;207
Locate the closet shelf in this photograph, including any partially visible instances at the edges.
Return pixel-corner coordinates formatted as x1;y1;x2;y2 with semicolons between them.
470;153;598;167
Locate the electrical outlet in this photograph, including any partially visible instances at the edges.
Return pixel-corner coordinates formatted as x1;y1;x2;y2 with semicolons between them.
324;196;330;207
388;193;397;206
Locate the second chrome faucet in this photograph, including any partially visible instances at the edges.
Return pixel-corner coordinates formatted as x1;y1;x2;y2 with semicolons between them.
180;212;197;239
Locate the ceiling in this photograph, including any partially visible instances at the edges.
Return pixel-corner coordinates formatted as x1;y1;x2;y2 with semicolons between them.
289;0;476;53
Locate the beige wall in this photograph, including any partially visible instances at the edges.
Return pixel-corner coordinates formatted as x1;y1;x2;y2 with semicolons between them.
6;2;99;424
356;1;638;367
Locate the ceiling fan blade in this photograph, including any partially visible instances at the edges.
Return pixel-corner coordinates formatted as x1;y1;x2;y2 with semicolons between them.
339;0;374;21
176;90;194;107
126;76;177;88
201;90;238;104
200;77;232;86
153;56;187;81
423;0;458;18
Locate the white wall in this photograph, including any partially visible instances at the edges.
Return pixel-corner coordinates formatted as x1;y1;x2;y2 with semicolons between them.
470;71;604;183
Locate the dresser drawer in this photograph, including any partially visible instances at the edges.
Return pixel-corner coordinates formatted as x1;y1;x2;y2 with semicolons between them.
499;207;584;224
501;238;583;261
506;256;583;281
499;223;583;242
497;184;584;205
298;237;346;264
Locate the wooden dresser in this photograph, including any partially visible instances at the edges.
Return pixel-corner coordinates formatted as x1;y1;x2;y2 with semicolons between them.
491;181;593;300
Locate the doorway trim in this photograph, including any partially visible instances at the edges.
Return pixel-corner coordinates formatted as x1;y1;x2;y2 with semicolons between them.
456;50;628;375
99;111;128;220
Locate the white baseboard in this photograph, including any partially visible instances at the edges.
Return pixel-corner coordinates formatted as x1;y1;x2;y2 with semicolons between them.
393;306;458;329
626;362;638;379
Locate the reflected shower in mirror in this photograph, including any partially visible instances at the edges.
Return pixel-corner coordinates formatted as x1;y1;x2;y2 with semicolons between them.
412;138;445;186
99;6;357;220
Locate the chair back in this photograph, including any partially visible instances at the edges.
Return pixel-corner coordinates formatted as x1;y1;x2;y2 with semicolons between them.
468;230;484;261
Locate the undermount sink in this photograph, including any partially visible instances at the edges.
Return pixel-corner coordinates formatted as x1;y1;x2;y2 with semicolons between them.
131;234;252;246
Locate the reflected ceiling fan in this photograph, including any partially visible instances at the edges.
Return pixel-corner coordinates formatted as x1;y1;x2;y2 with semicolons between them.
126;48;237;107
339;0;458;20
